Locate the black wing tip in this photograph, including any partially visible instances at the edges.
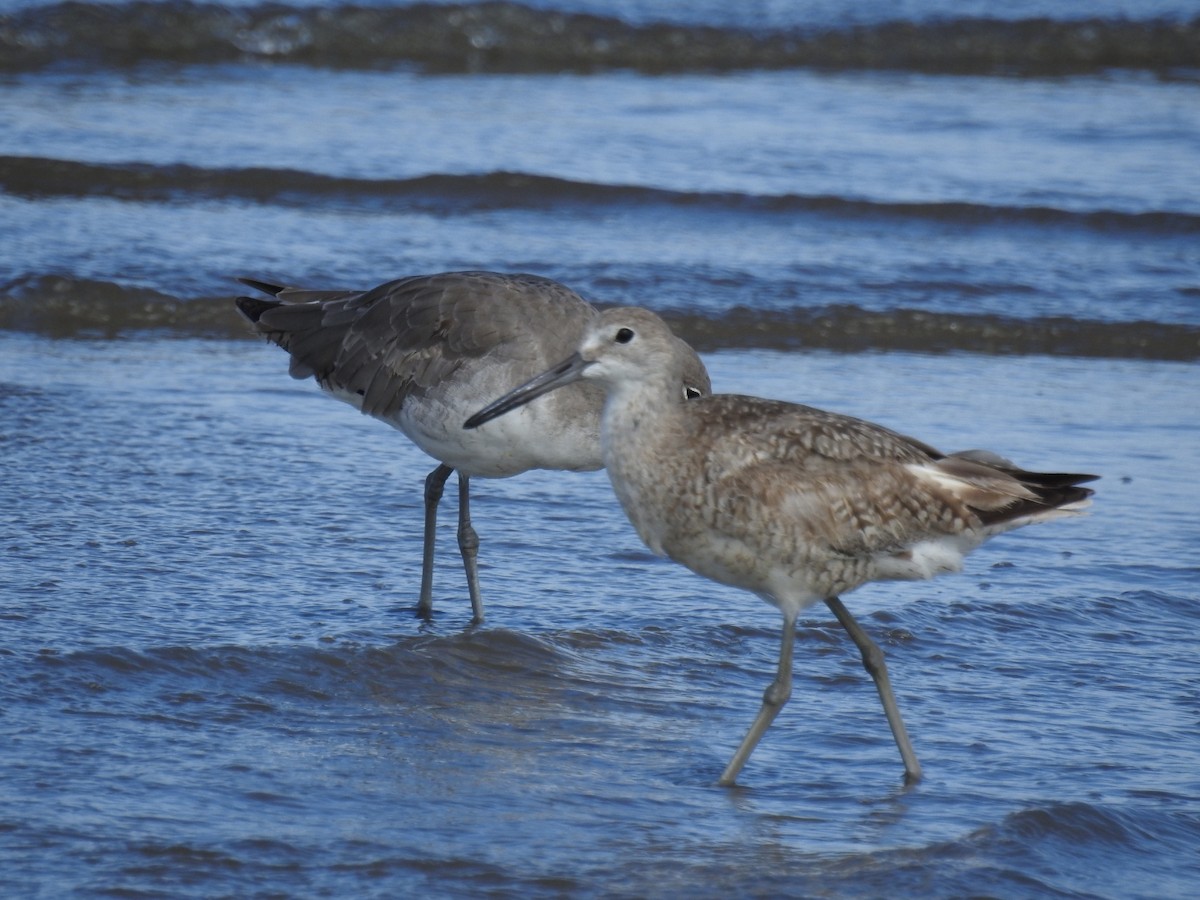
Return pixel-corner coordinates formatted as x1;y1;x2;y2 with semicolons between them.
974;480;1095;528
1045;471;1100;486
236;277;287;296
1033;472;1097;510
234;277;290;323
1033;479;1096;517
234;294;282;324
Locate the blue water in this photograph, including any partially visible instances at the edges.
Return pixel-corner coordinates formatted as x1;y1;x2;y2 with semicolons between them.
2;1;1199;896
3;335;1199;896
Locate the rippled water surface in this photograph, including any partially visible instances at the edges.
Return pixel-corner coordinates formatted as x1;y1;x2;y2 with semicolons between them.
3;0;1199;895
3;336;1198;897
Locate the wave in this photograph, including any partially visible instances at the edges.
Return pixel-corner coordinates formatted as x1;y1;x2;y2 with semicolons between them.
668;305;1200;361
1;2;1197;75
4;273;1197;360
12;629;581;707
11;628;685;720
24;629;574;682
4;156;1197;235
834;801;1200;897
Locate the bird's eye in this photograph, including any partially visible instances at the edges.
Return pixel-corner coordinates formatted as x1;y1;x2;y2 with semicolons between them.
614;327;634;344
684;386;702;400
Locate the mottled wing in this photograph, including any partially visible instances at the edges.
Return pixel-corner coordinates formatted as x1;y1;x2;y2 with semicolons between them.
688;395;1093;559
692;395;938;472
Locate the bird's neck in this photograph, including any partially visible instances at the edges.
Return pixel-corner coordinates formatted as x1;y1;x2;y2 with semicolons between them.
600;376;682;453
598;377;686;556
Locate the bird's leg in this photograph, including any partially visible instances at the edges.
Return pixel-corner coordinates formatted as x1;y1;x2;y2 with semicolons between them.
456;473;485;624
718;607;799;786
418;464;454;618
824;596;922;784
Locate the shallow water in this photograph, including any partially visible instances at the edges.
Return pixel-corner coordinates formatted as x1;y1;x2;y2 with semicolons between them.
3;1;1200;895
3;335;1198;897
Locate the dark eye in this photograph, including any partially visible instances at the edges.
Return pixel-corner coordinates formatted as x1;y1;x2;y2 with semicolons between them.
684;386;702;400
615;327;634;344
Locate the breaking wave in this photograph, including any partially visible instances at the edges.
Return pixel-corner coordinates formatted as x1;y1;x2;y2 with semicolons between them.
2;2;1198;75
4;156;1197;234
3;272;1196;360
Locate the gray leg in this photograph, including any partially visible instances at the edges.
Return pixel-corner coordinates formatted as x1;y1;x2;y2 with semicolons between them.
825;596;922;784
418;464;453;617
719;607;799;786
456;473;484;624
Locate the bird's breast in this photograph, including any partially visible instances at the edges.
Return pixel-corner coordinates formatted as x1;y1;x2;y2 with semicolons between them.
401;388;602;478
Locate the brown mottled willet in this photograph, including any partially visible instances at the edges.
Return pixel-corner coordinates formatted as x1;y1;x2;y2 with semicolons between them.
465;306;1096;785
235;273;711;624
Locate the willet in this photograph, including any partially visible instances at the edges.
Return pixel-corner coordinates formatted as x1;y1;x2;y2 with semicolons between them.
236;272;711;623
465;307;1096;785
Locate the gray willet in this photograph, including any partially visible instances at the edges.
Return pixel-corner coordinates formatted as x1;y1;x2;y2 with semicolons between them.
465;307;1096;785
236;273;711;623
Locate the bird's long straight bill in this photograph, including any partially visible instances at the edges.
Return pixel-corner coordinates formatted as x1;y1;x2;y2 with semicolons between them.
464;352;589;429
